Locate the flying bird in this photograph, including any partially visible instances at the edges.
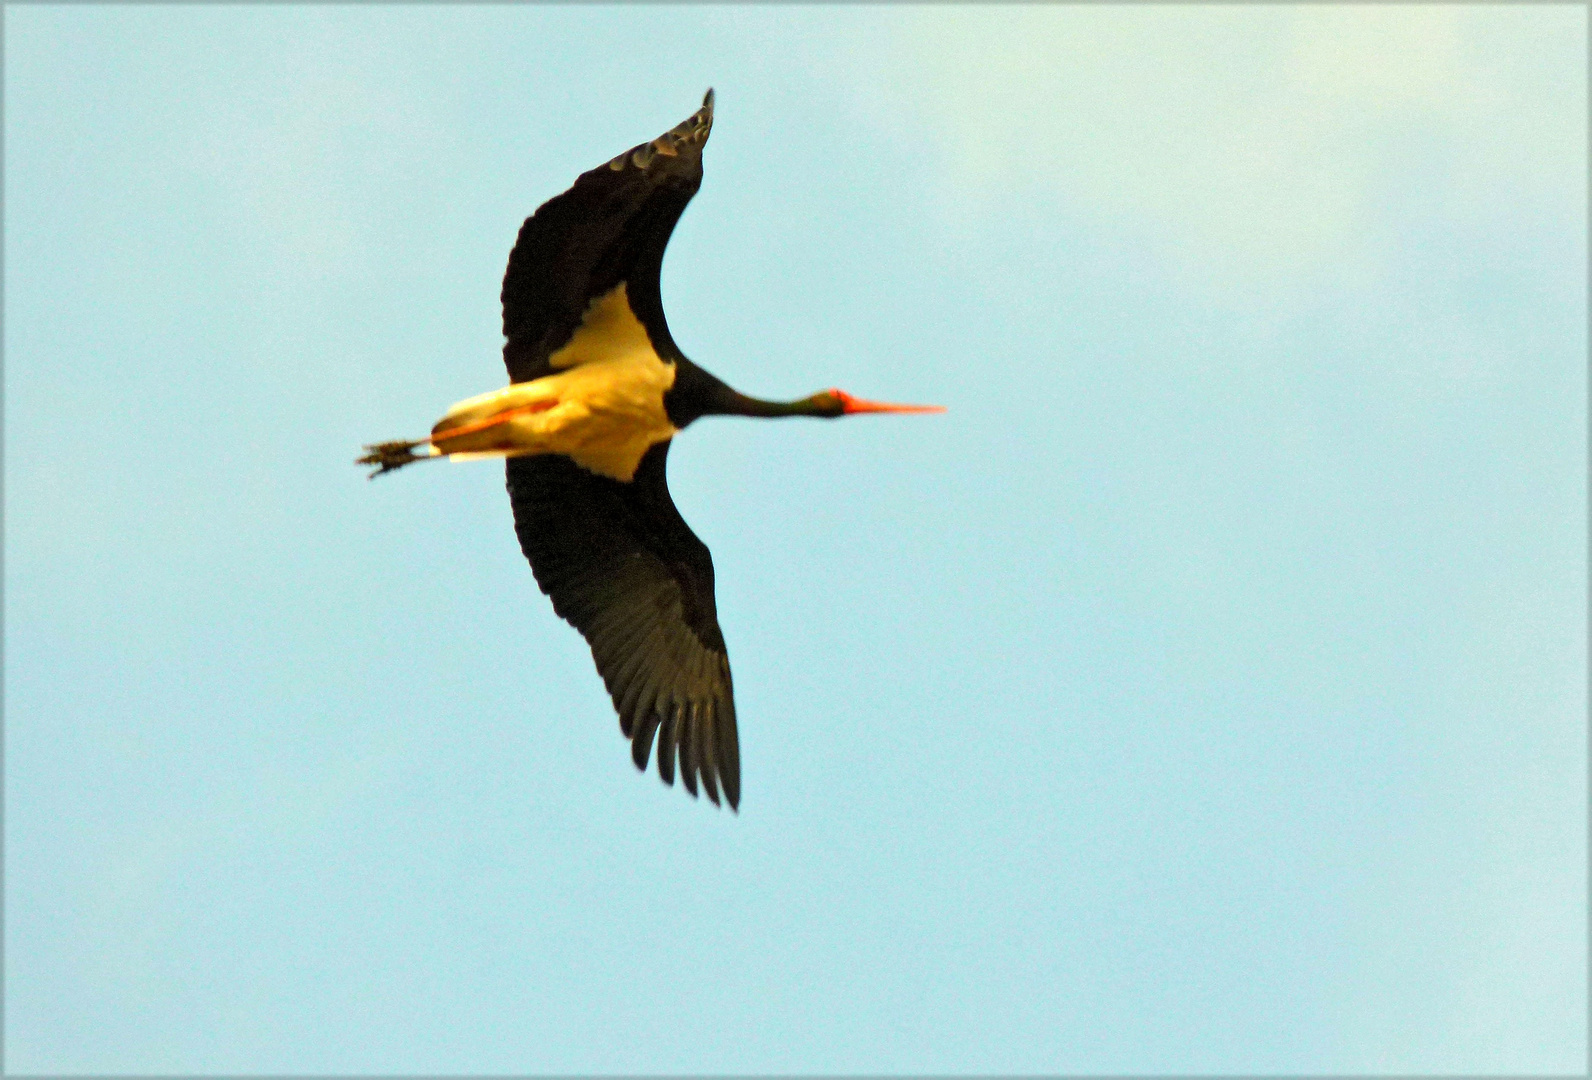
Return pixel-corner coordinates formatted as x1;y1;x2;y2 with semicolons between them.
359;91;942;810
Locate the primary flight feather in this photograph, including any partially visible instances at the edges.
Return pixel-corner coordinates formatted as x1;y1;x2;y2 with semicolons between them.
359;91;942;810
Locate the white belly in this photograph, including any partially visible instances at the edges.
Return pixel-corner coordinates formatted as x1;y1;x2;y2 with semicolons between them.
430;354;679;482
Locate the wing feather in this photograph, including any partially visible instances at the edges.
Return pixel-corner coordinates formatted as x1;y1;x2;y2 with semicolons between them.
632;711;662;772
677;701;699;798
656;707;679;787
698;703;722;807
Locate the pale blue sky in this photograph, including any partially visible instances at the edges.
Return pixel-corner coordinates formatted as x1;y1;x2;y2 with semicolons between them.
5;5;1586;1074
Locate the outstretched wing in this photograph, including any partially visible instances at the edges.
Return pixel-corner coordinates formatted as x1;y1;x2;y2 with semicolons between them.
506;441;740;809
501;90;714;384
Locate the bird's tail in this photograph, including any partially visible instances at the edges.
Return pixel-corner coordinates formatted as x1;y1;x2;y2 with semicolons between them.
356;439;439;479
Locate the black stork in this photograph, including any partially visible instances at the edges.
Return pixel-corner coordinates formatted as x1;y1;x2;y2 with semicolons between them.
359;91;942;811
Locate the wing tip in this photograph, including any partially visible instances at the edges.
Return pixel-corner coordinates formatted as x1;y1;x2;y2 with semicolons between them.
606;91;715;173
625;698;739;812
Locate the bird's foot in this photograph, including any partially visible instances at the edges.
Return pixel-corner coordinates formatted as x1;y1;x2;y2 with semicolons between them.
357;439;431;478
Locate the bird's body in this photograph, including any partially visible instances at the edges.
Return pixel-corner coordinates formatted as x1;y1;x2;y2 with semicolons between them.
429;283;680;482
361;91;940;810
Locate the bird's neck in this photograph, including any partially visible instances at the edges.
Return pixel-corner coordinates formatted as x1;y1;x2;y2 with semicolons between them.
665;361;839;427
716;390;835;419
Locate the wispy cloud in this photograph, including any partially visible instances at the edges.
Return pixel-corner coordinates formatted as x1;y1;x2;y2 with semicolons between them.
860;7;1585;295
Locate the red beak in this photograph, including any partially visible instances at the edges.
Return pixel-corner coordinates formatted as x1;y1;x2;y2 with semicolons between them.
832;389;947;415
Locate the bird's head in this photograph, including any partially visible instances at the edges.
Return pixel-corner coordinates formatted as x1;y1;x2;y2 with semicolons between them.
811;388;946;418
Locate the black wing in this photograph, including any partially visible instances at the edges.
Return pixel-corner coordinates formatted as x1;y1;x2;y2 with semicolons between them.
500;90;714;384
506;442;740;809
